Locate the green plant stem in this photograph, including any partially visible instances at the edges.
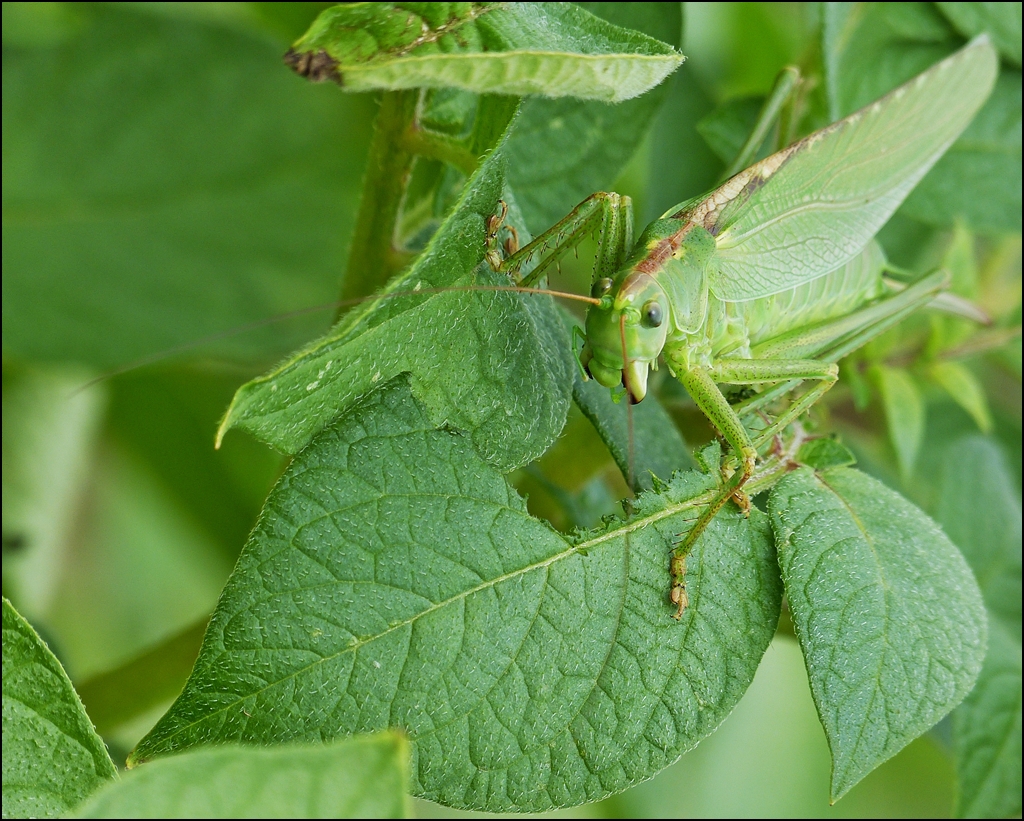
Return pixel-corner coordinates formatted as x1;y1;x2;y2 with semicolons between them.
722;65;800;180
399;128;478;176
338;90;419;310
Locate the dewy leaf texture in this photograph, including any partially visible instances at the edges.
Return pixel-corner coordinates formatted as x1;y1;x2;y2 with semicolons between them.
133;378;782;812
218;127;572;474
76;733;408;818
768;467;987;800
2;598;116;819
287;2;682;103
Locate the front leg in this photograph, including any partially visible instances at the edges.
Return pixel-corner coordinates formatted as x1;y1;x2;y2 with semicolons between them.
487;192;634;288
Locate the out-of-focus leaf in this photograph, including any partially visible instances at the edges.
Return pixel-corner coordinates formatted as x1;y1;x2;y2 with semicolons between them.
951;620;1022;819
2;597;116;819
76;619;207;736
904;71;1022;234
77;733;409;818
132;377;782;812
218;134;572;473
286;2;682;103
506;3;683;232
2;364;104;619
44;439;233;679
871;364;925;479
937;436;1021;818
929;360;994;432
2;3;374;370
769;467;987;800
938;436;1020;641
938;2;1022;66
696;96;765;165
795;437;857;470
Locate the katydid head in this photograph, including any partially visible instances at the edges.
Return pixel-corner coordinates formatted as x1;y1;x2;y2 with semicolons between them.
580;273;670;403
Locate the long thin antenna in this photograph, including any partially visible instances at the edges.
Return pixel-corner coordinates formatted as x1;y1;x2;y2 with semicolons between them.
68;283;601;397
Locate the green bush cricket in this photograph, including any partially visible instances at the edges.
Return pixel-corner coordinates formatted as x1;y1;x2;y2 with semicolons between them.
484;35;998;617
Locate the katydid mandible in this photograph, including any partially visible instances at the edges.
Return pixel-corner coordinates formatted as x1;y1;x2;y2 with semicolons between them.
487;36;998;617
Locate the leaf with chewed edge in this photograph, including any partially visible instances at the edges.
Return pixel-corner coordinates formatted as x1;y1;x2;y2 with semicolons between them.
134;377;781;812
217;124;572;474
286;2;682;103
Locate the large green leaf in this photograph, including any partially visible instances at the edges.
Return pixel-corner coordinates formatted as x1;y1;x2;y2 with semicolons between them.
218;131;572;473
821;2;1021;233
2;597;116;819
768;467;987;800
286;2;682;103
2;3;373;370
937;436;1021;818
131;377;781;812
76;733;409;818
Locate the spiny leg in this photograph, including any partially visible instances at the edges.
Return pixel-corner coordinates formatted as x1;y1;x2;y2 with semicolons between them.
667;367;759;618
486;192;634;287
709;359;839;450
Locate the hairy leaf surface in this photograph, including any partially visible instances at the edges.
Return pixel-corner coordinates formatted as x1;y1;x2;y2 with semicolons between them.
287;2;681;103
133;378;781;812
2;598;116;819
77;734;408;818
218;134;572;473
768;467;987;800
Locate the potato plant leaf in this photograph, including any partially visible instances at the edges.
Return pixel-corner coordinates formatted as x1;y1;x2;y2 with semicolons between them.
937;436;1021;818
506;2;683;232
2;597;116;819
77;733;408;818
218;129;572;473
2;4;376;370
768;467;987;800
286;2;682;103
132;377;781;812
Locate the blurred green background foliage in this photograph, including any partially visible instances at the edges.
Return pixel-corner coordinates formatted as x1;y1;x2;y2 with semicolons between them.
2;2;1019;817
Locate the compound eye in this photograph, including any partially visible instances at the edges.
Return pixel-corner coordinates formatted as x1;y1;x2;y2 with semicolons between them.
642;300;664;328
592;277;614;298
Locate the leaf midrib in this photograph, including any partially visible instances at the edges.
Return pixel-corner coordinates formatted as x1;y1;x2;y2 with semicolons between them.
136;486;716;759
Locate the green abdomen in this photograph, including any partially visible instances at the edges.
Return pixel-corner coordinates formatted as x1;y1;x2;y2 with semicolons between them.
709;242;886;359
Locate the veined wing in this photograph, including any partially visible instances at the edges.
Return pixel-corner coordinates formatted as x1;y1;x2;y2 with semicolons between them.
685;36;997;302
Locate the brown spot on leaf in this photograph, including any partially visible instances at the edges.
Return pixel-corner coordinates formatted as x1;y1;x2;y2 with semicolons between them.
284;49;342;84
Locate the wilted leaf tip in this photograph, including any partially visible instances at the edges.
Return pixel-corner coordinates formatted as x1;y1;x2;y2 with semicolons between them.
284;48;341;84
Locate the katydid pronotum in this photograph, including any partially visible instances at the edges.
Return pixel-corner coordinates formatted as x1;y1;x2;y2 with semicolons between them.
480;35;998;617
